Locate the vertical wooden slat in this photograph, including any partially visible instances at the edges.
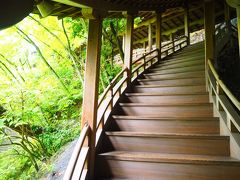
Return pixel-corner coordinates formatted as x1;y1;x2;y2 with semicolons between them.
124;13;134;83
156;12;162;59
184;5;190;45
170;33;175;52
122;34;125;52
237;7;240;57
148;23;153;51
81;17;102;180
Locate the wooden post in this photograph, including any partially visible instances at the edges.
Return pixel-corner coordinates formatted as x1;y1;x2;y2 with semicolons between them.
224;1;230;21
124;13;134;83
170;33;175;52
237;7;240;57
81;18;102;180
148;23;153;51
184;5;190;45
143;41;146;50
156;12;162;60
204;0;215;61
122;34;125;52
204;0;215;91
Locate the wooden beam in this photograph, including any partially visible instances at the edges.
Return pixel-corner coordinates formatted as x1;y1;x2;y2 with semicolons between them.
156;12;162;56
133;6;203;30
124;14;134;83
51;0;86;8
148;23;153;51
52;0;183;11
81;18;102;180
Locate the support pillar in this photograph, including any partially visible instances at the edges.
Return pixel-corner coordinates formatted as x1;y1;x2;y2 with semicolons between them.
124;14;134;83
184;5;190;45
204;0;215;91
148;23;153;51
156;12;162;60
224;1;231;21
204;0;215;61
81;18;102;180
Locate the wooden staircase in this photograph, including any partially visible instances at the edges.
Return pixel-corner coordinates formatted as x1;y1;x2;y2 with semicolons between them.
94;42;240;179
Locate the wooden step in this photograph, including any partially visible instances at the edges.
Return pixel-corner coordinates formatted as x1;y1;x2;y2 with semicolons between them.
150;62;204;71
105;132;229;156
170;49;204;57
156;58;204;68
166;53;204;62
111;116;219;134
137;77;205;86
133;84;206;94
153;61;204;72
96;152;240;179
118;103;213;117
149;64;205;74
172;50;204;58
144;70;205;79
124;93;209;104
160;56;204;66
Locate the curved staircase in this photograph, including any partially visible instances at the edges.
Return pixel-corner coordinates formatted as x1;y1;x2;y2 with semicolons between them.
94;42;240;179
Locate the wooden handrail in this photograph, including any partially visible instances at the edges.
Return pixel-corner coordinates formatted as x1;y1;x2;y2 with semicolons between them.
161;36;187;49
208;59;240;111
98;67;127;108
64;124;90;180
132;49;158;66
207;59;240;134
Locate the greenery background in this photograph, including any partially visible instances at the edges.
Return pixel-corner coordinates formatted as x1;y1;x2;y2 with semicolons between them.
0;15;125;179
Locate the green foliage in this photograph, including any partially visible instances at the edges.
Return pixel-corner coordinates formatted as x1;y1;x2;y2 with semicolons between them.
0;149;51;180
0;14;123;179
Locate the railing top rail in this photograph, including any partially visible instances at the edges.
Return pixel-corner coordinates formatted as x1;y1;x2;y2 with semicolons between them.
208;59;240;111
98;67;127;107
63;123;90;180
161;36;187;49
132;49;158;65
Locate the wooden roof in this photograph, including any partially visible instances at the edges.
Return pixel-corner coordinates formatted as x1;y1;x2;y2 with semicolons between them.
33;0;201;19
32;0;233;48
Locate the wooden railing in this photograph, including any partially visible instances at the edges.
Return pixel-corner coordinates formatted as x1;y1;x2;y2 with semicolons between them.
96;67;128;141
207;59;240;134
64;35;188;180
131;49;159;81
63;124;90;180
161;36;188;58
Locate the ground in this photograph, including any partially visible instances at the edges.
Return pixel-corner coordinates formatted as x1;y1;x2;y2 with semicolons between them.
44;139;77;180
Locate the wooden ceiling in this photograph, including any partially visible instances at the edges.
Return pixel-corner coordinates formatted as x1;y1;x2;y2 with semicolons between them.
34;0;202;19
32;0;233;48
